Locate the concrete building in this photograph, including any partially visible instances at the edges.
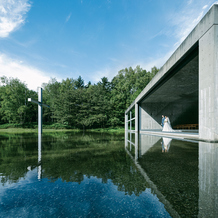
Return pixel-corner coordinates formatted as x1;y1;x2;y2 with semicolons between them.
125;4;218;142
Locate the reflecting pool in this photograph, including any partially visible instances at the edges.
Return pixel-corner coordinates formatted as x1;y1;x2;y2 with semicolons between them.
126;132;218;218
0;131;217;217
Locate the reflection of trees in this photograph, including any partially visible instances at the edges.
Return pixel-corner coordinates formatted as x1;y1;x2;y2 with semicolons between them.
0;132;148;196
43;149;148;196
42;132;148;196
0;134;38;185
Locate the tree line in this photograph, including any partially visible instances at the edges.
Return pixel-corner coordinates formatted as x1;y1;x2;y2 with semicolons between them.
0;66;158;129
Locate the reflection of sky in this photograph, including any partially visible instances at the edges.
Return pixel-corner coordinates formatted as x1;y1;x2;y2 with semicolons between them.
0;169;36;191
0;168;171;217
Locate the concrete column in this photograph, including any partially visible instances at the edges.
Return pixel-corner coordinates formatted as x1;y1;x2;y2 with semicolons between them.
125;113;128;131
135;103;139;132
199;25;218;141
130;111;132;131
38;87;42;134
130;131;132;150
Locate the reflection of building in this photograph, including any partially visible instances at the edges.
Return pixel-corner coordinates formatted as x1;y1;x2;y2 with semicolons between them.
125;133;180;217
125;131;138;161
139;134;161;156
125;133;218;217
199;142;218;217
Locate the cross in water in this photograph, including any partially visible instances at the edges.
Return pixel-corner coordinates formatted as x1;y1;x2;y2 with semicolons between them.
28;87;50;134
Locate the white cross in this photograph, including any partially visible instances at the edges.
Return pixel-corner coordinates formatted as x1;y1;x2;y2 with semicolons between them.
28;87;50;134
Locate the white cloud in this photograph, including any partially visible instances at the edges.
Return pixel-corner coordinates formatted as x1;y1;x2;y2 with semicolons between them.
89;67;117;83
187;0;193;5
169;1;213;47
65;12;72;23
202;5;208;10
0;53;53;91
145;1;212;72
0;0;31;37
135;48;176;73
89;48;177;83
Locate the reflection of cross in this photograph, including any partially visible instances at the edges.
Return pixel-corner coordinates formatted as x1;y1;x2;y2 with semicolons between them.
28;87;50;134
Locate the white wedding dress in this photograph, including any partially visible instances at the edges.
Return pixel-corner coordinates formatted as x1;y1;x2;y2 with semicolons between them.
162;117;175;132
162;137;172;152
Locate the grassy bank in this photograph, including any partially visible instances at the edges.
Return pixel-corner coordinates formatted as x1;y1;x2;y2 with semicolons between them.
0;123;125;134
86;127;125;133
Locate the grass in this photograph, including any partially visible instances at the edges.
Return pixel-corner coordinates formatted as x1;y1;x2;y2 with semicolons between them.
87;127;125;133
0;128;82;134
0;123;125;134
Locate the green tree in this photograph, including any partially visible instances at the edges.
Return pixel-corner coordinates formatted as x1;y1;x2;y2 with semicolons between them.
0;65;159;129
0;77;36;124
54;79;77;126
75;76;84;89
110;65;159;126
42;78;61;123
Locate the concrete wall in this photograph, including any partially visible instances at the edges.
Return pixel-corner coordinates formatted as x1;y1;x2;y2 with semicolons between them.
199;24;218;141
139;104;162;130
140;100;198;128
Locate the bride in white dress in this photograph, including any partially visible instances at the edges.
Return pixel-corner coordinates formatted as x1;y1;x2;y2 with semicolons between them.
162;116;174;132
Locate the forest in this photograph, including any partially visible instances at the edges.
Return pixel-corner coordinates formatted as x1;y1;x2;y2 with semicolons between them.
0;66;158;129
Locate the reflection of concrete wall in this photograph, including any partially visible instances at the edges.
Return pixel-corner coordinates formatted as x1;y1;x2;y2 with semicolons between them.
199;142;218;217
139;104;162;130
139;134;161;156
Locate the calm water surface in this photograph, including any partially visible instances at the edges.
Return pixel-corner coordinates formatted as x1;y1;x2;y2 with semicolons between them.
0;131;217;217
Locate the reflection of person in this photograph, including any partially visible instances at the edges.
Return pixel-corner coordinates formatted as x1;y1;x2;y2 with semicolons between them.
161;115;165;128
162;116;174;132
161;137;172;152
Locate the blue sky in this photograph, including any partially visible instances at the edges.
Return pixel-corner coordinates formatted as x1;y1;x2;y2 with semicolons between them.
0;0;216;91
